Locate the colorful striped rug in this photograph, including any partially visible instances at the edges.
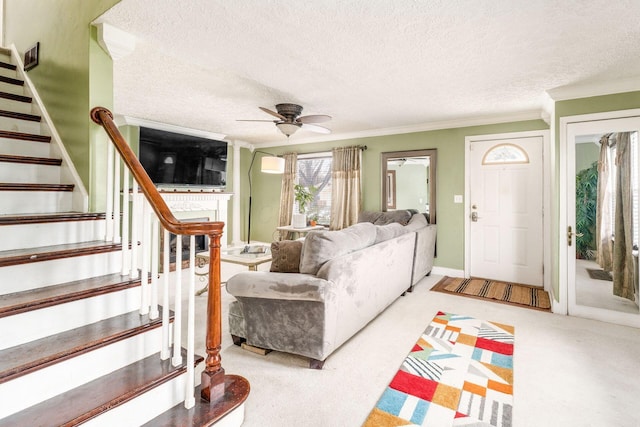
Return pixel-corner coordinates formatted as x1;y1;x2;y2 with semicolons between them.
431;276;551;311
363;311;514;427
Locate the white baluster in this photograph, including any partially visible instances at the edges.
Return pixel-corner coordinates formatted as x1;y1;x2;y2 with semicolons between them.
140;200;150;316
121;168;130;275
130;182;140;279
161;228;171;360
105;142;114;241
184;235;196;409
172;233;183;366
150;215;159;319
113;151;121;244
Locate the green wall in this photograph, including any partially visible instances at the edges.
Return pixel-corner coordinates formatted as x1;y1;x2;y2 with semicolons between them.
4;0;120;209
245;119;548;270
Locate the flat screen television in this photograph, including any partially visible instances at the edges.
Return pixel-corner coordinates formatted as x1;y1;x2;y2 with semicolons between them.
138;127;227;189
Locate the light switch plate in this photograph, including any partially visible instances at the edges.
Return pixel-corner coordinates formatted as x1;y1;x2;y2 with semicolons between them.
454;195;463;203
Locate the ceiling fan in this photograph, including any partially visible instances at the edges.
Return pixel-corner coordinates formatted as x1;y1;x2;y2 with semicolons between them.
238;103;331;137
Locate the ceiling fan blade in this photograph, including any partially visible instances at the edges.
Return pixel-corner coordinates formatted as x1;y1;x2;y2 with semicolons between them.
259;106;287;121
298;114;332;124
302;123;331;134
236;119;277;122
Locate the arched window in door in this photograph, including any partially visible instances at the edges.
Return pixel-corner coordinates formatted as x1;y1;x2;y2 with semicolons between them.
482;143;529;165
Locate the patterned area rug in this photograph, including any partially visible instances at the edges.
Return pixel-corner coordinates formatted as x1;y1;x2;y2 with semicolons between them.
363;311;514;427
431;276;551;311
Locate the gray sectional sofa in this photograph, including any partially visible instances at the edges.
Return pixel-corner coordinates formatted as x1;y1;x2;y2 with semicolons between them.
226;211;436;368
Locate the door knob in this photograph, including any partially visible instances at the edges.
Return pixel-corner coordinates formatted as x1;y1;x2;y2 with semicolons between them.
471;211;479;222
567;226;583;246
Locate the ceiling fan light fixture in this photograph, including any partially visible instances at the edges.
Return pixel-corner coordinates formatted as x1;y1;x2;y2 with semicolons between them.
276;122;301;137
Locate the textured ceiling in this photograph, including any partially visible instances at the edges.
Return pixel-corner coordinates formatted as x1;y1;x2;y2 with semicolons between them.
95;0;640;146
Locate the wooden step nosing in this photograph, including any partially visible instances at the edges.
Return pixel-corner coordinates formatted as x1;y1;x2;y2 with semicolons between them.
0;91;31;103
0;109;41;122
0;242;121;268
0;75;23;86
0;314;170;384
0;213;106;226
0;154;61;166
0;130;51;142
0;183;73;192
0;62;17;71
0;278;141;319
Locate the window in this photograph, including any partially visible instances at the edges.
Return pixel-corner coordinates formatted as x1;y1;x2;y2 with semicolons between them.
482;143;529;165
296;153;332;225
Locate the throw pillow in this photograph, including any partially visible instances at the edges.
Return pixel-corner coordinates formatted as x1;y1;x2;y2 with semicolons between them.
374;222;408;243
270;240;303;273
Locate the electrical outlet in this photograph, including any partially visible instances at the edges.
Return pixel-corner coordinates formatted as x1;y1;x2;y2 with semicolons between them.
454;195;463;203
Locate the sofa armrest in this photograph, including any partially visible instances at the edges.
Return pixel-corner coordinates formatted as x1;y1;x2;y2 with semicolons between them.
226;271;333;302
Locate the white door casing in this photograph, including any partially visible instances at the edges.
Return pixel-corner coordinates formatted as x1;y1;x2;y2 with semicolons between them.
466;133;546;286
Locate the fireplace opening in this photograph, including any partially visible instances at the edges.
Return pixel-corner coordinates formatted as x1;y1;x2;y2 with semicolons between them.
160;217;209;272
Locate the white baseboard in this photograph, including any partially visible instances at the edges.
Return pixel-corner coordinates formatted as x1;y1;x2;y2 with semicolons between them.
431;266;464;278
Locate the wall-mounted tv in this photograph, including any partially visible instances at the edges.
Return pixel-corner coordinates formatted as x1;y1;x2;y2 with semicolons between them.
138;127;227;189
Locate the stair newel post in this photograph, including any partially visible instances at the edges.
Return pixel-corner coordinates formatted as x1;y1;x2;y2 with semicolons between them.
201;231;225;403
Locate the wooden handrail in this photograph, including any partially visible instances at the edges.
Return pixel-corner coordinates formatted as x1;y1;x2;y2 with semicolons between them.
91;106;229;403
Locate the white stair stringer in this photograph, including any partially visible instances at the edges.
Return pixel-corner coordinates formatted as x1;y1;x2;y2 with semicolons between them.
0;189;73;214
85;363;204;427
0;161;61;184
0;250;122;294
0;325;162;420
0;217;106;251
0;285;142;350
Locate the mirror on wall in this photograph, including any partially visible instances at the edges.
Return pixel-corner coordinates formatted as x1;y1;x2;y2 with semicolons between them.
381;149;437;224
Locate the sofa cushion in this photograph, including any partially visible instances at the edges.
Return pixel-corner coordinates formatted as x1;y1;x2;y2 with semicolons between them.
270;240;303;273
405;211;428;231
299;222;376;275
358;210;412;226
374;222;408;243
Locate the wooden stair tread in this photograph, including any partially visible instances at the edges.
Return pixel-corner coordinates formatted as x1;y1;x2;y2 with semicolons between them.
0;153;61;166
0;61;17;71
0;272;140;318
0;109;40;122
0;74;23;86
0;240;121;267
0;129;50;142
0;309;169;384
0;91;31;103
0;212;105;225
0;183;73;192
0;350;201;427
143;377;251;427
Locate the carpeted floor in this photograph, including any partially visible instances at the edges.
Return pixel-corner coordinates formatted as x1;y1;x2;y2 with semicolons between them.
363;311;514;426
431;276;551;311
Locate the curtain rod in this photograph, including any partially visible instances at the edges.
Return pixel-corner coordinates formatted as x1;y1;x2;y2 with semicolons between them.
295;145;367;157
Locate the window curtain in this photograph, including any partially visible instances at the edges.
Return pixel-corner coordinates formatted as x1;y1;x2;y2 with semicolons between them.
596;134;613;271
612;132;635;301
277;153;297;240
330;146;361;230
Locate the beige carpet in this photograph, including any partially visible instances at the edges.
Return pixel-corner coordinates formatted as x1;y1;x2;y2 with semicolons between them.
431;276;551;311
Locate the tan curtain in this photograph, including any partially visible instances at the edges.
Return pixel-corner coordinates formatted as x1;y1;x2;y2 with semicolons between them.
612;132;635;301
277;153;297;240
330;146;361;230
596;135;613;271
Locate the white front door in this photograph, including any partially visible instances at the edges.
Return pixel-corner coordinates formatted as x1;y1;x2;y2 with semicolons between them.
468;136;544;286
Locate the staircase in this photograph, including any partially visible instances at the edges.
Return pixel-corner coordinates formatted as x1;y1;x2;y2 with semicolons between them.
0;47;247;425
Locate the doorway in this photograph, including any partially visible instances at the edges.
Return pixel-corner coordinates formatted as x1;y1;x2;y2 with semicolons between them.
561;111;640;327
465;131;550;289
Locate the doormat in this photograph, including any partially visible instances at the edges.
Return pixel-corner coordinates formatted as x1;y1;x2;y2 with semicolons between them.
362;311;514;427
431;276;551;311
586;268;612;281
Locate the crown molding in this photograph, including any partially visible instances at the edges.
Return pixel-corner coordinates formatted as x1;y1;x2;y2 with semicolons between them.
547;77;640;101
95;22;136;61
256;110;544;148
114;114;226;141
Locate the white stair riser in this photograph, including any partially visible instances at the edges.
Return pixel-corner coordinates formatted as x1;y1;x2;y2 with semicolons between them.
0;115;41;134
0;286;143;350
0;219;106;251
84;365;198;427
0;250;122;294
0;325;163;419
0;138;50;157
0;190;72;214
0;97;33;114
0;161;60;184
0;81;25;96
0;66;17;79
